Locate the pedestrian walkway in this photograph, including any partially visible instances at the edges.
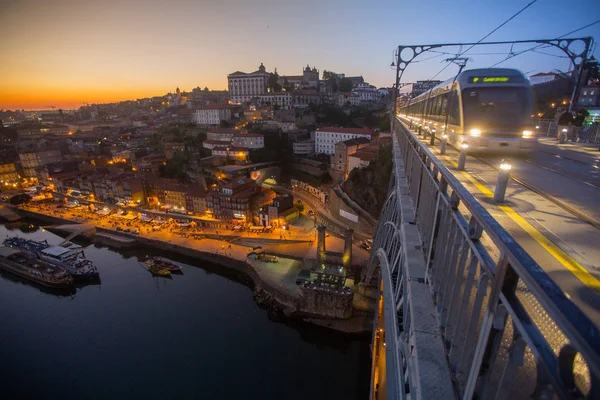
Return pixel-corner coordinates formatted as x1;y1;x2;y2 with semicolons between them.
537;137;600;164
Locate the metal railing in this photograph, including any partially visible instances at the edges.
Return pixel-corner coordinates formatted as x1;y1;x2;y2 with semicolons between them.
536;118;600;143
365;117;599;399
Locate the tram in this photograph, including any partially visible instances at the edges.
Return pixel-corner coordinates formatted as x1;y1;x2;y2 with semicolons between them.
397;68;537;154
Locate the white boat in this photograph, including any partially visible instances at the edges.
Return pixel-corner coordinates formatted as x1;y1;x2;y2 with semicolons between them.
3;237;99;281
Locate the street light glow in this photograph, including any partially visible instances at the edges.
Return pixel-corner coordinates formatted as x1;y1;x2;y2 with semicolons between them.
500;160;512;170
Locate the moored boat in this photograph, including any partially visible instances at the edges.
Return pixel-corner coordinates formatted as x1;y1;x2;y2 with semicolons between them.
139;260;171;276
149;256;182;272
3;236;99;281
0;246;74;289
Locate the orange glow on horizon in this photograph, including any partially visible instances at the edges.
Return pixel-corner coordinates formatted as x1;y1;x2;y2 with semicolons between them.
0;83;227;111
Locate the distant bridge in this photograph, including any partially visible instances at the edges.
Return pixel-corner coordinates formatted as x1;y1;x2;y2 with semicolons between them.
363;119;599;399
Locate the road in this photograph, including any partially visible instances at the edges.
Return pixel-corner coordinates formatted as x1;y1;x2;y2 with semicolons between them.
404;122;600;326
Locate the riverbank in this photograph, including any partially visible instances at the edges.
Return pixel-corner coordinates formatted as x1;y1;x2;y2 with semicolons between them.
13;206;373;334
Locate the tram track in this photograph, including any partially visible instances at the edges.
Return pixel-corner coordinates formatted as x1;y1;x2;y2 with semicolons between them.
475;156;600;231
522;158;600;191
538;148;600;167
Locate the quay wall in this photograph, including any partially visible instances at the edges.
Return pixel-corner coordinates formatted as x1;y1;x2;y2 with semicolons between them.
12;206;365;331
14;207;299;310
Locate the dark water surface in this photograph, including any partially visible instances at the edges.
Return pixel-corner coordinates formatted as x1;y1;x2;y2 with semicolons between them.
0;222;370;399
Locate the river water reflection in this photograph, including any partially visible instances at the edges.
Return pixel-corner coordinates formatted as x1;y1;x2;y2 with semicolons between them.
0;221;370;399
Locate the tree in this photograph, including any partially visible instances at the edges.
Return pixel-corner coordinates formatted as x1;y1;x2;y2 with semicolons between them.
339;78;353;92
268;71;282;92
323;70;339;92
322;70;337;80
295;201;305;213
283;78;293;92
160;151;192;182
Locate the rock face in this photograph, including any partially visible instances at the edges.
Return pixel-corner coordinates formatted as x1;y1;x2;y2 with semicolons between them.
253;287;286;321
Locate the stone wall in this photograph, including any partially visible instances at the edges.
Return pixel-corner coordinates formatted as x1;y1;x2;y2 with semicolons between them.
299;286;353;319
326;188;375;233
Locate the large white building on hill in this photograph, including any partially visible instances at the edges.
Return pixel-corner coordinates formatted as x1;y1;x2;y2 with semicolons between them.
314;127;374;155
228;63;270;104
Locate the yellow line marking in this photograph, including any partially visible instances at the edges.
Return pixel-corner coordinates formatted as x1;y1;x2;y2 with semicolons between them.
447;159;600;292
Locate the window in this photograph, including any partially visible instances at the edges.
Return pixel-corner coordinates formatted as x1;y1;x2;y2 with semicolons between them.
591;91;595;95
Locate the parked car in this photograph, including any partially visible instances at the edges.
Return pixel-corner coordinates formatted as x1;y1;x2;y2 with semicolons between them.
131;229;139;235
124;228;130;233
116;226;123;231
360;242;372;251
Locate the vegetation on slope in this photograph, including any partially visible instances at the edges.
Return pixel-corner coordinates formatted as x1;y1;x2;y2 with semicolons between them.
341;144;392;218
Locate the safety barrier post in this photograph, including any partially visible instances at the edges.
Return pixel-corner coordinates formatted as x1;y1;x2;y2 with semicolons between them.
494;160;511;203
457;143;468;170
440;134;448;155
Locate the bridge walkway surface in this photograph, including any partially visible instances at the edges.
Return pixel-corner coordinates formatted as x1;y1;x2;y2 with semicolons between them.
364;119;599;399
403;120;600;327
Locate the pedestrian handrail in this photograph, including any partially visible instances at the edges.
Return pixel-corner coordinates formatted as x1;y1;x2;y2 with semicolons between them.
365;117;599;399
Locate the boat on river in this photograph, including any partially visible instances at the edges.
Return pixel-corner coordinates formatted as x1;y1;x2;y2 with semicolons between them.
139;260;171;276
148;256;182;272
3;237;99;281
0;246;74;289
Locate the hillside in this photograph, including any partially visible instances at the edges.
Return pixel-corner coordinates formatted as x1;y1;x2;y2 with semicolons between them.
341;144;392;219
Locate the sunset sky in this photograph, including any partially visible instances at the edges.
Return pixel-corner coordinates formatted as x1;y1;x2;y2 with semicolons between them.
1;0;599;110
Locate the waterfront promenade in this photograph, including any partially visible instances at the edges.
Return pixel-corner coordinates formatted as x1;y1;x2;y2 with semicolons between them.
12;201;373;333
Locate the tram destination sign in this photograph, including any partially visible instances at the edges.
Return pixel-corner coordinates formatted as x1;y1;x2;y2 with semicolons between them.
469;76;516;83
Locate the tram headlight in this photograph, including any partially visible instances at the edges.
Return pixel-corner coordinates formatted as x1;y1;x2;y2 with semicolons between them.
522;130;533;138
469;128;481;137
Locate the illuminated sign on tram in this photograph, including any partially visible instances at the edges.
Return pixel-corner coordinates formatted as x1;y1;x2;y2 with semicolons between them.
469;76;513;83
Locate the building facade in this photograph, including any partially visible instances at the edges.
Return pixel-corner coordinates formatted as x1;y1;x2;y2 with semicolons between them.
207;128;235;142
315;127;374;155
352;82;381;103
529;72;559;86
257;92;292;109
579;84;600;107
348;146;380;175
292;90;320;108
211;146;249;161
206;178;258;222
191;106;232;126
232;133;264;149
18;148;62;183
331;137;371;177
228;63;270;104
293;139;315;155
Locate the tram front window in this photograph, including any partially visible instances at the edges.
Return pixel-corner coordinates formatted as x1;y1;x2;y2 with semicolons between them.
463;87;532;131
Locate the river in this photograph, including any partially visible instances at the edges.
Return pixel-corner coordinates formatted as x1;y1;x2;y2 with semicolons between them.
0;221;370;399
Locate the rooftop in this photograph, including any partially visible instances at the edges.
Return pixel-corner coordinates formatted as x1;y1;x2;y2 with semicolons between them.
317;127;374;135
207;128;236;135
339;137;371;146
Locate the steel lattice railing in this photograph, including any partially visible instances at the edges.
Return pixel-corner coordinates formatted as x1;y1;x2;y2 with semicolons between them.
364;118;599;400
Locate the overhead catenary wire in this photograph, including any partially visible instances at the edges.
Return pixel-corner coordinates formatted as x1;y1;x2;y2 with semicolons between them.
490;18;600;67
417;0;540;84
